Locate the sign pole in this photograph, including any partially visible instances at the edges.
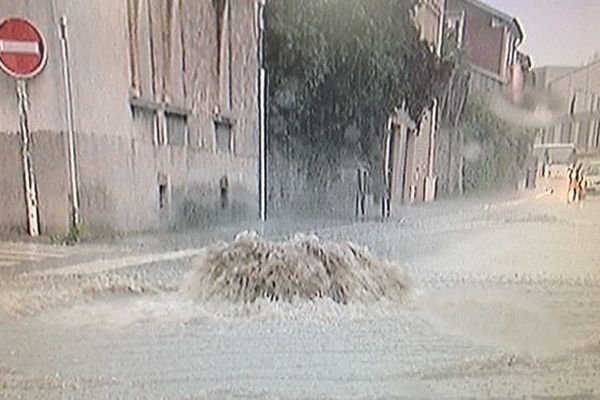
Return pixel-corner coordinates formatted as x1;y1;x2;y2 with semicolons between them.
0;17;48;236
16;79;40;236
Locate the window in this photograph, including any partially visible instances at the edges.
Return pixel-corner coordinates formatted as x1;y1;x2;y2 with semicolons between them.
506;38;518;71
166;113;187;146
147;110;188;146
128;0;187;145
445;11;465;47
491;17;504;28
570;95;577;115
560;123;572;143
578;120;589;148
127;0;155;97
541;128;550;144
128;0;184;101
214;120;233;154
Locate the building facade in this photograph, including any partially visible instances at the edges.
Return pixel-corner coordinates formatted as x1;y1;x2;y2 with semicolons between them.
445;0;524;93
0;0;262;236
533;62;600;153
430;0;530;196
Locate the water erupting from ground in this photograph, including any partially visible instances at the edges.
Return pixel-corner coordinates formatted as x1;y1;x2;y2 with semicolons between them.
183;231;410;305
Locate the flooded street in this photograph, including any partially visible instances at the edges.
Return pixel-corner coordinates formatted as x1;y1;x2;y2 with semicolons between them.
2;191;600;399
3;0;600;398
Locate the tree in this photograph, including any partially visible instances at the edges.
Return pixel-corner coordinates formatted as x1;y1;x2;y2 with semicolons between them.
266;0;451;213
460;98;534;193
437;28;471;196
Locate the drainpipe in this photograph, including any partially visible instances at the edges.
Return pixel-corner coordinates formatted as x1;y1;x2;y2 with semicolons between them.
437;0;445;58
59;16;81;228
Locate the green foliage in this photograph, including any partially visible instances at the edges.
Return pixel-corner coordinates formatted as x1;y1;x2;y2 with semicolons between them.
440;19;470;69
460;99;533;193
50;224;86;245
266;0;451;171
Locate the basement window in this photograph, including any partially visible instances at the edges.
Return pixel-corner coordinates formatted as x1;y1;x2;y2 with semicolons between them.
158;180;169;210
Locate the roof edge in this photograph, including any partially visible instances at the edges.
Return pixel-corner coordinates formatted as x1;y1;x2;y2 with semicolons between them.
461;0;523;40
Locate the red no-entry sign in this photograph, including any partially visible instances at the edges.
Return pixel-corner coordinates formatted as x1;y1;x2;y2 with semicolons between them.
0;17;46;79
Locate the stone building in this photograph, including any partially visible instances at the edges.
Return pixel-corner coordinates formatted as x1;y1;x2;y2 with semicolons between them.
0;0;263;236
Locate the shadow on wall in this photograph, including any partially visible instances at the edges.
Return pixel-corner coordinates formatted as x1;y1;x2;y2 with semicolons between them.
268;151;386;220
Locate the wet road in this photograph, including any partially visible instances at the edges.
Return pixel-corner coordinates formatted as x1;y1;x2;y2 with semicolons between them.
2;191;600;399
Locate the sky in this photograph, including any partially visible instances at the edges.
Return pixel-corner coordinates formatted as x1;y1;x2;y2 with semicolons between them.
483;0;600;67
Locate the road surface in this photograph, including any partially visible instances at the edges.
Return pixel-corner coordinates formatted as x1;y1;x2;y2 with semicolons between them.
1;190;600;399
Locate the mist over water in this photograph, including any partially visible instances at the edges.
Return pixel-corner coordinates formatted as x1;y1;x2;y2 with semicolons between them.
489;88;566;129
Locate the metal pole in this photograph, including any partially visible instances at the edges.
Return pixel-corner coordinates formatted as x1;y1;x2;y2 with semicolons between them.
17;79;40;236
59;16;80;227
437;0;445;58
382;118;393;219
257;0;267;221
259;68;267;221
428;99;437;179
227;0;233;112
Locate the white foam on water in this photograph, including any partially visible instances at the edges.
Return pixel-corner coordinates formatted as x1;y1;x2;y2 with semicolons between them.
181;231;411;307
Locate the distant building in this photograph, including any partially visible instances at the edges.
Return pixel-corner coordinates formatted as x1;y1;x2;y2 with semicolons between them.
0;1;262;236
445;0;524;93
533;61;600;153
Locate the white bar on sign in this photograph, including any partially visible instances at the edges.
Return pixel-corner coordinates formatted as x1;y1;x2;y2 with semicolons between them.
0;40;39;55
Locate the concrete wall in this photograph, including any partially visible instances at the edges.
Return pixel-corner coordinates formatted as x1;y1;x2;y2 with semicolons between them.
0;0;259;235
0;1;71;235
0;133;26;235
30;131;71;234
413;110;434;201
